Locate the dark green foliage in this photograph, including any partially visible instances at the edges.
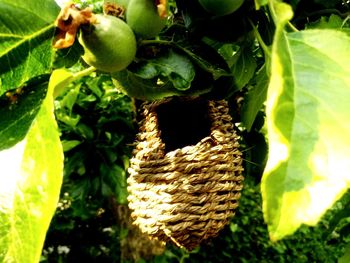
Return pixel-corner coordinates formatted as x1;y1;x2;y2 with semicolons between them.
42;73;136;262
42;72;350;260
151;180;350;263
0;0;349;261
42;1;350;261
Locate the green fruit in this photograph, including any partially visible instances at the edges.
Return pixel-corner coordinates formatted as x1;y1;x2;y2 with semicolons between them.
198;0;244;16
78;14;137;72
126;0;166;39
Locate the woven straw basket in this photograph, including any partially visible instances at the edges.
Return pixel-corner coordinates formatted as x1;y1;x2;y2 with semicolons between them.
127;97;244;250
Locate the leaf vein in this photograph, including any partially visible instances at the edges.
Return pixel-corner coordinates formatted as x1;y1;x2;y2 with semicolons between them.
0;24;54;58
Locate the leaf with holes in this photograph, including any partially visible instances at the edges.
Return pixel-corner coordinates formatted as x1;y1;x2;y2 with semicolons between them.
0;75;49;150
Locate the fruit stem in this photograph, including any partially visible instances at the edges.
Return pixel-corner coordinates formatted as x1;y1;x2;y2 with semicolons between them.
53;67;96;98
72;66;96;81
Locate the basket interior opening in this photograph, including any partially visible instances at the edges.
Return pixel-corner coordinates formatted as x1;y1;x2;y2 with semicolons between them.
156;98;211;153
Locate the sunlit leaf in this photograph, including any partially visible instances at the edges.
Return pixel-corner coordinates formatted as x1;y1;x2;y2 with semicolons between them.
254;0;268;9
0;72;63;262
262;26;350;241
0;0;60;96
307;14;344;29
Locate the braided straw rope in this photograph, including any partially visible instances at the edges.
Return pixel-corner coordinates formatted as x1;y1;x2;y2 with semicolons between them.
127;98;244;250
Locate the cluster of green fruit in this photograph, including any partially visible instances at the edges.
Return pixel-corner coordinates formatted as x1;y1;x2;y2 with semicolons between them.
78;0;245;73
78;0;166;72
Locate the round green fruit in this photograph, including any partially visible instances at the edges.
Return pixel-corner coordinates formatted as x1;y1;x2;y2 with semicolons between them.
78;14;137;72
198;0;244;16
126;0;166;39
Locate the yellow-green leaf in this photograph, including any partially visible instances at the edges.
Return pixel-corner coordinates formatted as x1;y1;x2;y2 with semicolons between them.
262;28;350;241
0;73;63;262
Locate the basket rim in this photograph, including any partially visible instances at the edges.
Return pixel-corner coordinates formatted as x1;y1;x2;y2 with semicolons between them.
139;98;233;159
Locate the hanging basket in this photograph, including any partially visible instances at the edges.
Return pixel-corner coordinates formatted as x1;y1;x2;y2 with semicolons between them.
127;97;244;250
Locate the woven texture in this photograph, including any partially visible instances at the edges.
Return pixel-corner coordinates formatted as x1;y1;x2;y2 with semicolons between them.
127;98;244;250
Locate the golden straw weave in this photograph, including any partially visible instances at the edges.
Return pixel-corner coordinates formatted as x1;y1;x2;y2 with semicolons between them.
127;98;244;250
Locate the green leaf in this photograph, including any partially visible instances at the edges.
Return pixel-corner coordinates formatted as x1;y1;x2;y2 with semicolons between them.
179;43;232;80
61;139;82;152
262;28;350;241
112;70;186;100
254;0;268;9
51;67;96;98
0;75;50;150
0;72;63;262
100;163;128;204
241;65;268;131
307;15;344;29
134;49;195;91
339;244;350;263
52;40;84;69
231;45;258;90
0;0;60;96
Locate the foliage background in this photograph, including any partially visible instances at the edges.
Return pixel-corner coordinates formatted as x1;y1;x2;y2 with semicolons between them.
43;0;350;261
41;73;350;262
0;0;349;262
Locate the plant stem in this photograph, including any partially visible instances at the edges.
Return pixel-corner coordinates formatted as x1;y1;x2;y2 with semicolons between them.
287;22;299;32
341;15;350;28
268;0;278;26
139;39;174;47
248;19;271;58
71;66;96;82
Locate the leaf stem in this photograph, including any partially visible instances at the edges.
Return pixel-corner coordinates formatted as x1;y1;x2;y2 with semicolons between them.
248;19;271;58
287;22;299;32
341;15;350;28
71;66;96;82
268;0;278;26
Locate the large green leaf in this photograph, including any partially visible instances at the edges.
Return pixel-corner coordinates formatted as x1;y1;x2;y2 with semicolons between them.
262;3;350;241
0;0;60;96
0;73;63;262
